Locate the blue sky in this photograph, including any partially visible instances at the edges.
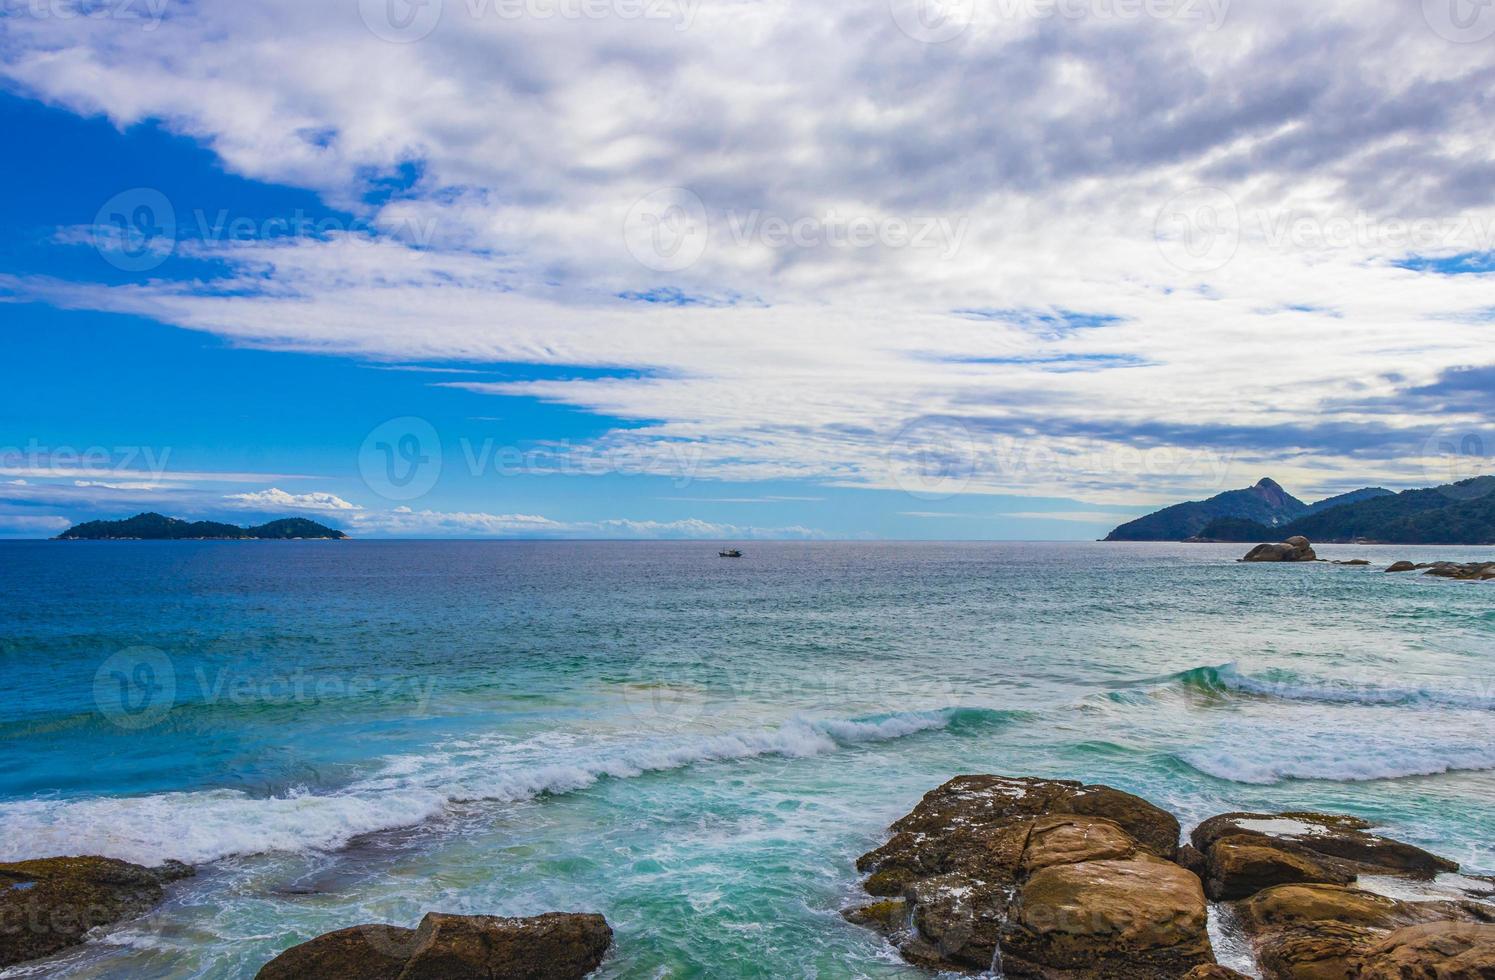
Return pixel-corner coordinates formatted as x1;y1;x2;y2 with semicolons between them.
2;2;1493;538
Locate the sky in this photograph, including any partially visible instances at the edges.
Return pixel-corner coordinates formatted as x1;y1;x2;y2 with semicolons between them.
1;0;1493;539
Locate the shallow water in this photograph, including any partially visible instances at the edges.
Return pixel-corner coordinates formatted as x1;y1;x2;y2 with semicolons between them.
1;540;1492;978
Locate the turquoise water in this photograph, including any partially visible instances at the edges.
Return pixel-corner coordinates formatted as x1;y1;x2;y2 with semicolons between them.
2;540;1493;978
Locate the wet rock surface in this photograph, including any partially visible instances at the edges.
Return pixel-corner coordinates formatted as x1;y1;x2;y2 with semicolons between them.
850;782;1495;979
0;855;194;968
850;775;1210;976
256;911;612;980
1193;812;1495;979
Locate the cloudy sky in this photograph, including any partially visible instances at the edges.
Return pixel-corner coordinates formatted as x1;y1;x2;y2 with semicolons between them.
1;0;1493;538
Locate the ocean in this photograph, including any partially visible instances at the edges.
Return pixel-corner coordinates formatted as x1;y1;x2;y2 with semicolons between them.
2;540;1493;978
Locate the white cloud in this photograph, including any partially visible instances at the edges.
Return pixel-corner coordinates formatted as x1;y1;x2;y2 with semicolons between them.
347;507;823;539
4;0;1495;505
224;488;363;512
0;515;72;536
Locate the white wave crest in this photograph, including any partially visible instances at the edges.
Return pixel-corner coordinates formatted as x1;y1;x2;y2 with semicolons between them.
0;710;960;866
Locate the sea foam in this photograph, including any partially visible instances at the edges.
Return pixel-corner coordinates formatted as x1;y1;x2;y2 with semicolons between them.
0;708;994;866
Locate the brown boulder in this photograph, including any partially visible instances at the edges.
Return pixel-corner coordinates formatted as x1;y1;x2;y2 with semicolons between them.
1236;883;1489;980
255;913;612;980
398;912;612;980
1386;561;1419;573
1000;854;1214;978
1356;920;1495;978
1183;968;1254;980
1203;835;1352;901
256;924;416;980
1243;537;1317;562
852;776;1199;974
0;855;193;968
1191;812;1457;891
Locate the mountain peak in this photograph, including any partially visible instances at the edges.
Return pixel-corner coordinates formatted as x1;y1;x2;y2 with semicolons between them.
1254;477;1284;491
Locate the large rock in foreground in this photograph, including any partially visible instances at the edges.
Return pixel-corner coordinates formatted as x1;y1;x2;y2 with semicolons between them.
257;912;612;980
850;775;1213;976
1241;536;1317;562
0;856;193;968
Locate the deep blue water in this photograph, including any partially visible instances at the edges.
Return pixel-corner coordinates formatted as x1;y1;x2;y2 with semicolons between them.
1;540;1493;977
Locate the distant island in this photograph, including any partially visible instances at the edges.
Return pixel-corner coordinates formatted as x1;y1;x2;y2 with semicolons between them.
1104;477;1392;541
1107;476;1495;545
56;512;347;540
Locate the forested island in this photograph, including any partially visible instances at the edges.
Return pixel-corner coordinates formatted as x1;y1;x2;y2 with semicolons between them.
56;512;346;540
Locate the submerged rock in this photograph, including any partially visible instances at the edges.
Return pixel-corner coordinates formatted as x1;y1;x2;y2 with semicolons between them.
1422;561;1495;581
256;912;612;980
1383;560;1495;579
850;775;1212;976
0;855;194;968
1241;536;1317;562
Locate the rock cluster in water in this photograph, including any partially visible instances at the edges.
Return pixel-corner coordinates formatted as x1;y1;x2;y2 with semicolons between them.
1386;560;1495;580
255;911;613;980
0;856;194;968
848;776;1495;978
1240;536;1318;562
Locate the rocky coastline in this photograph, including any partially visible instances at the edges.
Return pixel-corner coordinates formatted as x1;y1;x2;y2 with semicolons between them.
847;775;1495;978
7;776;1494;978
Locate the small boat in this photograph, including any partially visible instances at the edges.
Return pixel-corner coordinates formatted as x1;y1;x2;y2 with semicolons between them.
719;548;743;558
